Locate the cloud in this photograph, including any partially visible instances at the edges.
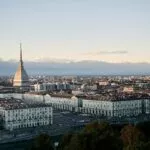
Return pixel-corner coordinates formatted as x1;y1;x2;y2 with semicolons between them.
99;50;128;54
84;50;128;56
32;57;72;63
1;59;150;76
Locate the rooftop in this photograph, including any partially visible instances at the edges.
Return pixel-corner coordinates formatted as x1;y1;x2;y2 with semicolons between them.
77;93;150;101
0;98;50;110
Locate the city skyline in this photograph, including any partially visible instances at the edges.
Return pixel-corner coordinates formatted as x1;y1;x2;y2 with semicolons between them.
0;0;150;63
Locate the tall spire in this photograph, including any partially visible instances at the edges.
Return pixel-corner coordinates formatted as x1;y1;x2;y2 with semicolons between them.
13;43;29;89
20;43;23;63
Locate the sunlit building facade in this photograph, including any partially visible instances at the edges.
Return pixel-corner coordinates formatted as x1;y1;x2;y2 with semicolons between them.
0;98;53;131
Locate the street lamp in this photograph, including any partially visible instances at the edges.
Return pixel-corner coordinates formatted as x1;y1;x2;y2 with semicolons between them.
54;142;59;150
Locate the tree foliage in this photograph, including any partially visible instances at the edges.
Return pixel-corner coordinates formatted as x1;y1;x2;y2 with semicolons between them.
59;121;122;150
29;122;150;150
31;133;54;150
121;124;145;150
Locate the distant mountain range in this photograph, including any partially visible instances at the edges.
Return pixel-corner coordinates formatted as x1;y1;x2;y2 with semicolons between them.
0;60;150;76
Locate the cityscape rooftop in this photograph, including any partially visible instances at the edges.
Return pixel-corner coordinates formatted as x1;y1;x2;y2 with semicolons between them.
0;98;50;110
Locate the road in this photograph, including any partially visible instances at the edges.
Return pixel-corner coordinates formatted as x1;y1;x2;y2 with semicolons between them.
0;110;95;144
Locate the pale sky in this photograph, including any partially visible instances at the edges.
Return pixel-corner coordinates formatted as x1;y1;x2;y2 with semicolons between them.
0;0;150;63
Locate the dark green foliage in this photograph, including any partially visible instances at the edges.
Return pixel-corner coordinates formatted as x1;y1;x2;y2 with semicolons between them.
59;121;122;150
29;121;150;150
58;133;73;150
136;122;150;140
121;124;145;150
30;133;54;150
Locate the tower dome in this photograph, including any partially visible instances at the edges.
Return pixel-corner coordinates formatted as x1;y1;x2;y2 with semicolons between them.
13;44;29;90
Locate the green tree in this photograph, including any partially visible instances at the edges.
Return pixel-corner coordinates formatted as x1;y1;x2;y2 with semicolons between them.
121;124;145;150
30;133;54;150
59;121;122;150
58;133;73;150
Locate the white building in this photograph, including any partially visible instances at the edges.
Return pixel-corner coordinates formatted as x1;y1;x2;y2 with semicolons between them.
44;95;81;111
81;84;97;91
0;98;53;131
82;99;143;117
0;93;150;119
33;82;72;92
34;83;44;92
145;99;150;114
82;100;113;116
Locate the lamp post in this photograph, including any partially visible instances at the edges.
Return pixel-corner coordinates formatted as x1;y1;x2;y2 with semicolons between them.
54;142;59;150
